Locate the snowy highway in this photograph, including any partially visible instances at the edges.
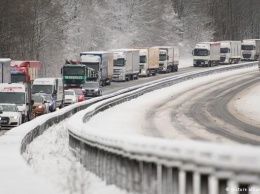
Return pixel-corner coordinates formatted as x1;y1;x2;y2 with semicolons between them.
23;63;260;194
86;65;260;145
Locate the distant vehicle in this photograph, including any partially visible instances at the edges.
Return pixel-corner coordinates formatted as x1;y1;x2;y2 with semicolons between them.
40;93;56;112
111;49;140;81
137;47;159;77
32;78;64;108
0;58;11;83
82;82;102;97
80;51;113;86
153;46;178;73
192;42;220;67
218;41;241;64
61;60;95;89
64;90;78;106
32;94;49;115
241;39;260;61
10;60;41;83
0;83;34;123
0;104;22;129
69;88;85;102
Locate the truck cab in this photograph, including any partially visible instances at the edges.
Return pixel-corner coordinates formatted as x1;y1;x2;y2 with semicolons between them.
241;40;259;61
0;83;34;123
159;49;168;72
32;78;64;109
80;51;112;86
112;51;128;81
193;42;220;67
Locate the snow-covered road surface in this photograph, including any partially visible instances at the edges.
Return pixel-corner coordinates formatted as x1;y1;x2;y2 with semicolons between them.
26;65;260;194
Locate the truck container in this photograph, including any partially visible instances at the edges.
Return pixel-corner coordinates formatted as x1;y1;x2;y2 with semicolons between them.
153;46;178;73
173;46;180;68
137;47;159;77
61;60;95;89
0;58;11;83
241;39;260;61
111;49;139;81
192;42;220;67
32;78;64;108
0;83;34;123
10;60;40;83
218;41;241;64
80;51;113;86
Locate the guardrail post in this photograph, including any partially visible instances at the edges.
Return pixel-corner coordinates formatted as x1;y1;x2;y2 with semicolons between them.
157;164;162;194
193;172;200;194
179;169;186;194
208;175;218;194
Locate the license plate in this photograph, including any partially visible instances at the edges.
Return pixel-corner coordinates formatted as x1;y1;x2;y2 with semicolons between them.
1;120;8;123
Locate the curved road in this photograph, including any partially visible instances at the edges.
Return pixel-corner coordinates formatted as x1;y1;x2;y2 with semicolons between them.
145;69;260;145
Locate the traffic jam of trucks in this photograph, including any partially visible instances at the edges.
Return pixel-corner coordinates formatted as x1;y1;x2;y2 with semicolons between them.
1;38;260;129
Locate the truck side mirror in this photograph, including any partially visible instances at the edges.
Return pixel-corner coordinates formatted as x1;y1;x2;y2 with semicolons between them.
192;50;194;55
31;100;34;105
167;56;169;60
61;68;63;74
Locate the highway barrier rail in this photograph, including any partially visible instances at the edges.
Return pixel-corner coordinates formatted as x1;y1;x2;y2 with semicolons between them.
0;62;258;194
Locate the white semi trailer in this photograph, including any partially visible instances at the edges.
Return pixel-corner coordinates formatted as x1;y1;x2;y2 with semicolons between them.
192;42;220;67
241;39;260;61
112;49;139;81
138;47;159;77
154;46;178;73
219;41;241;64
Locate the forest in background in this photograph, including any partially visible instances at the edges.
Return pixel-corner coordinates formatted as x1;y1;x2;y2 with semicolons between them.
0;0;259;76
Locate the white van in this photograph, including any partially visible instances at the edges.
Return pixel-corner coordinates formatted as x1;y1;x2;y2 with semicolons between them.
32;78;64;109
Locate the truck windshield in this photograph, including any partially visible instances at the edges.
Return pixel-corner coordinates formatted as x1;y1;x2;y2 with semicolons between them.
81;63;99;72
11;74;25;83
159;54;167;61
193;49;209;56
241;45;254;50
0;92;25;104
63;66;85;76
220;48;229;53
113;59;125;67
32;85;53;94
140;56;146;63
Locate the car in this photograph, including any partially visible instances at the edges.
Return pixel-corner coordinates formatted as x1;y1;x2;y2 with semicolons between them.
82;82;102;97
0;103;22;129
64;90;78;106
32;94;49;115
40;93;56;112
69;88;85;102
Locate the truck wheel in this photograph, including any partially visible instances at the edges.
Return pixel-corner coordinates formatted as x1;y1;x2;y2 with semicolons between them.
208;61;211;67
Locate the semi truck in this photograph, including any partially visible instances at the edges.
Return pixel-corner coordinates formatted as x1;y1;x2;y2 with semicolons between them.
241;39;260;61
10;60;41;83
32;78;64;109
0;83;34;123
218;41;241;64
138;47;159;77
111;49;139;81
0;58;11;83
192;42;220;67
61;60;95;89
80;51;113;86
153;46;178;73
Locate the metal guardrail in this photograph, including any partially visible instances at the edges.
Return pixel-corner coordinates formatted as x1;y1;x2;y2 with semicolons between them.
68;62;260;194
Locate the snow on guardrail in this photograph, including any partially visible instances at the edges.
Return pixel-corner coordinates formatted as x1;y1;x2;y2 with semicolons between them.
68;62;260;194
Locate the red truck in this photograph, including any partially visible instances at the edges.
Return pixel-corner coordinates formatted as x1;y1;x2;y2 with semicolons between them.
11;61;41;83
10;61;41;122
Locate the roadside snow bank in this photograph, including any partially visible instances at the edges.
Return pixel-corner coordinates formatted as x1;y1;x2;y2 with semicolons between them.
232;81;260;127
